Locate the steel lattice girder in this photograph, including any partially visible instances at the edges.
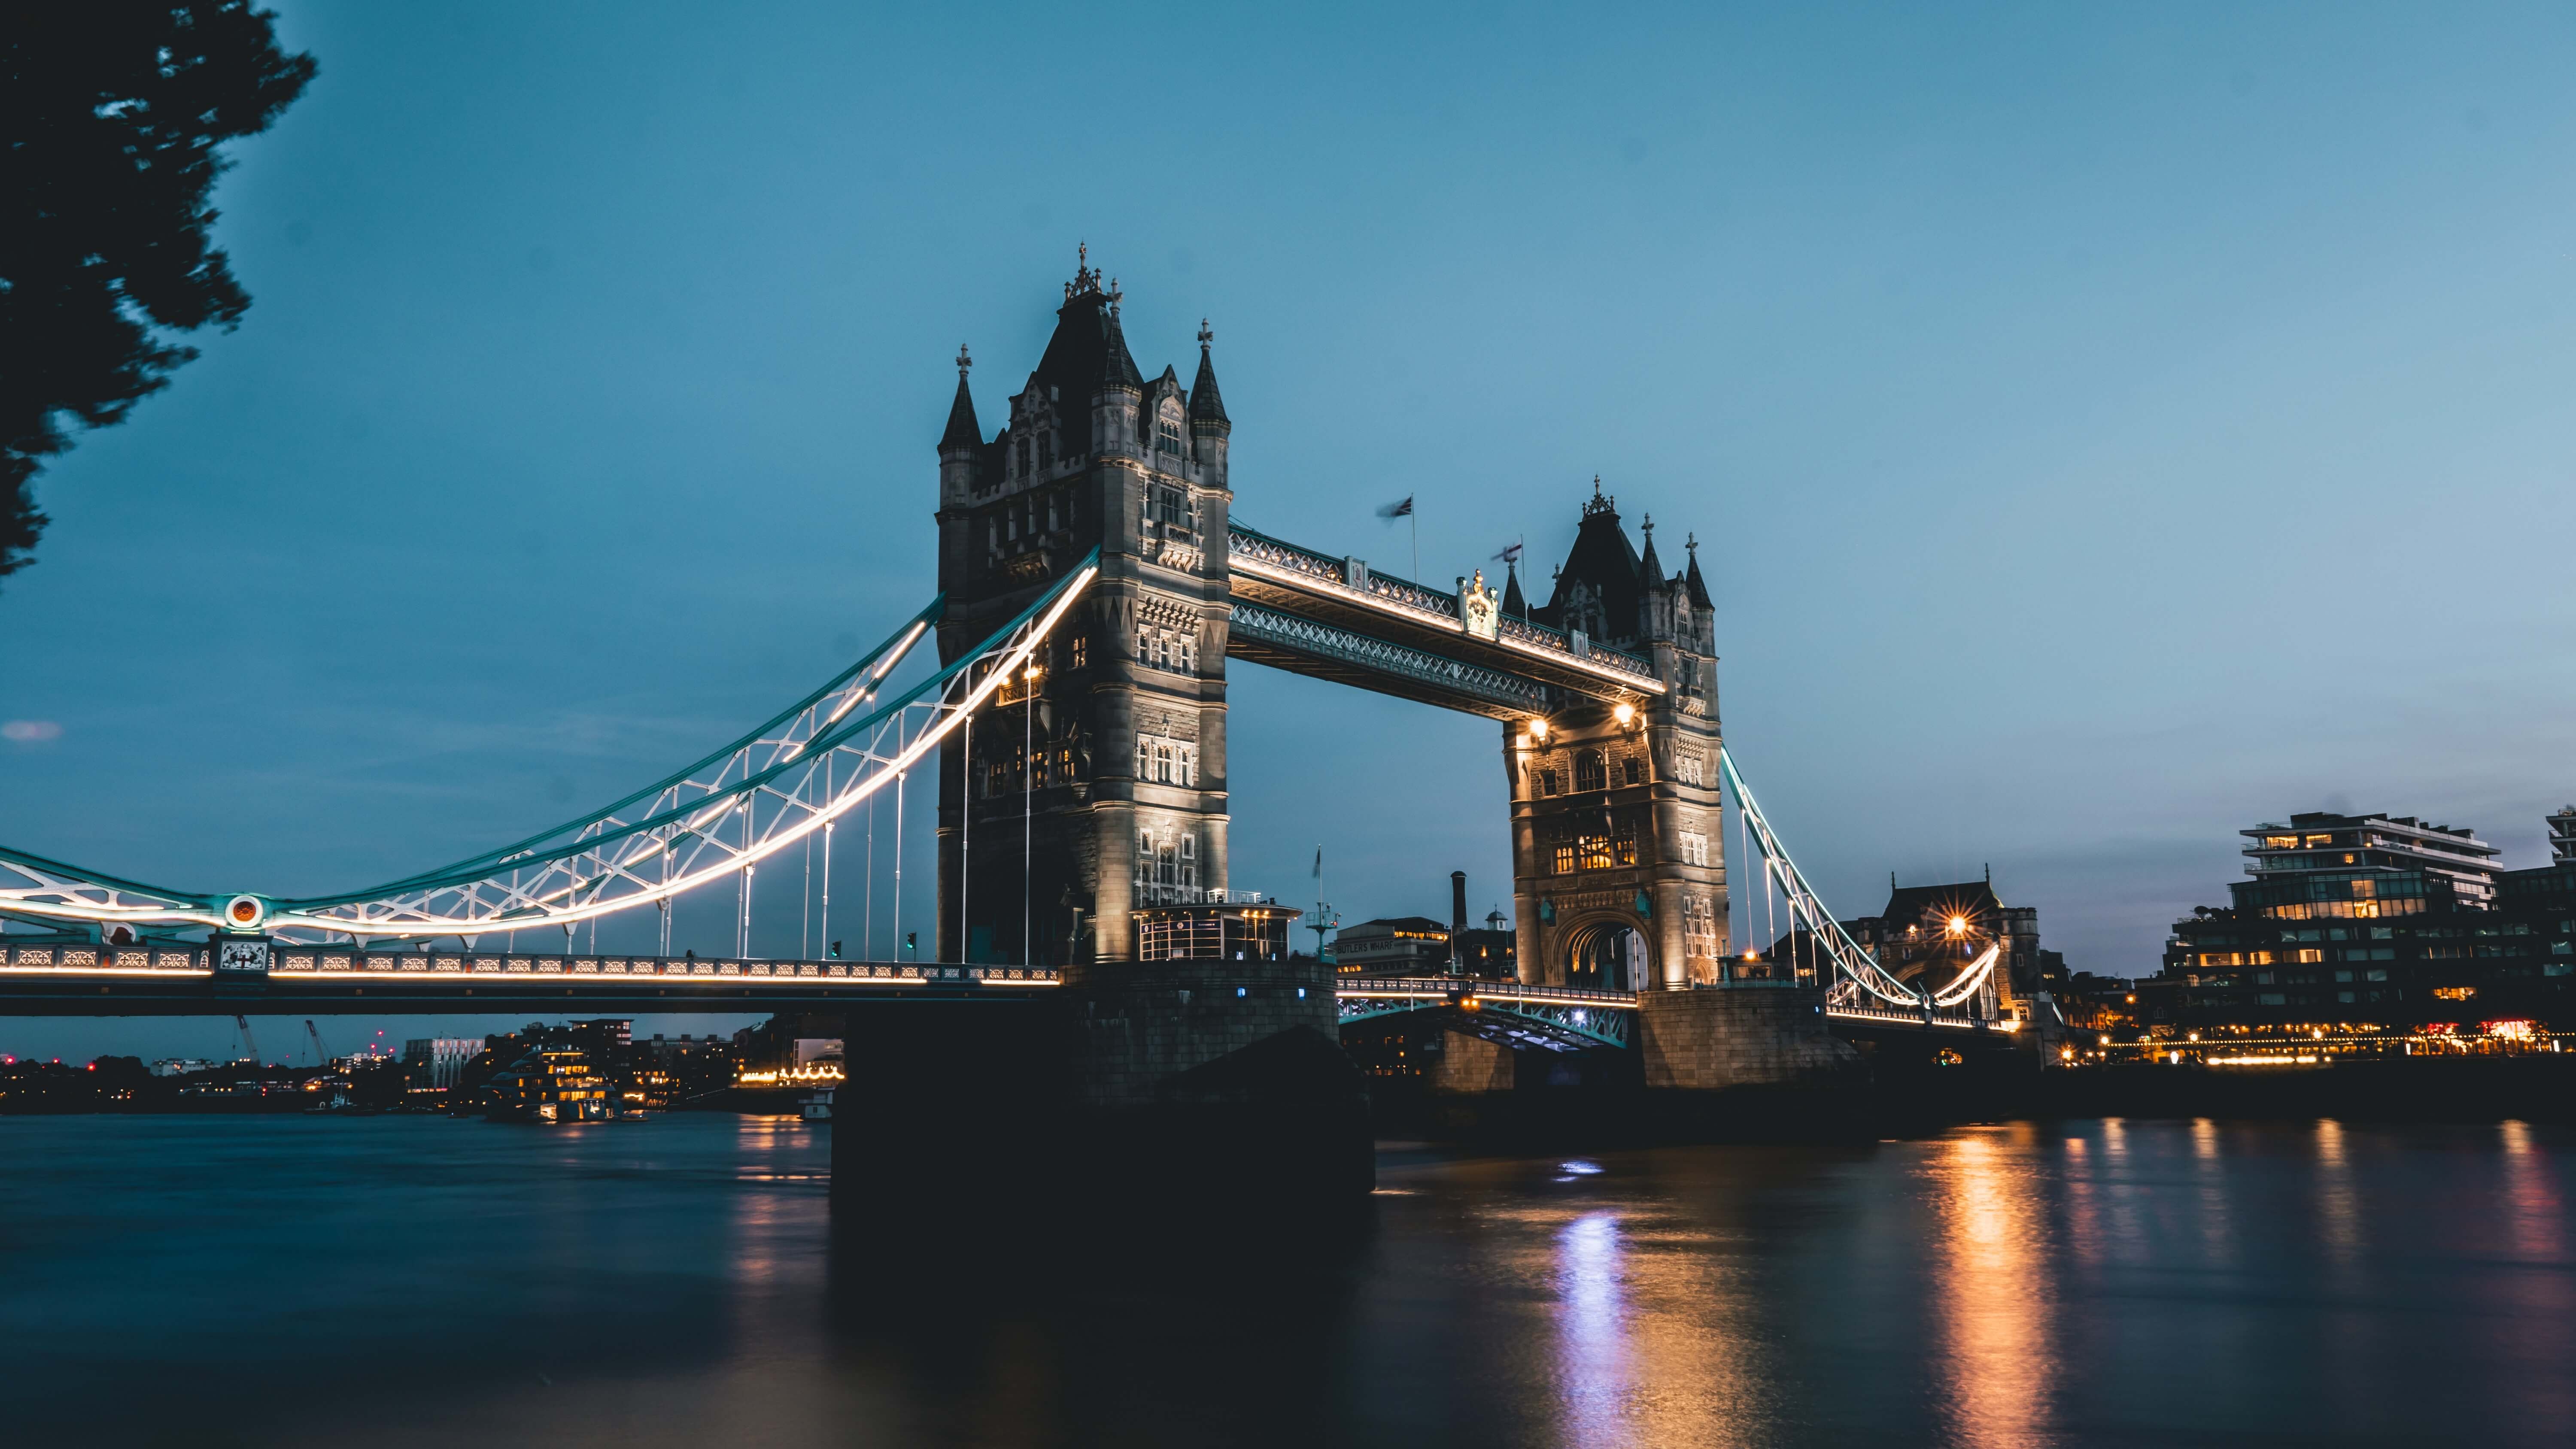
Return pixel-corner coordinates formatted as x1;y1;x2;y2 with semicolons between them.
1337;994;1631;1051
1228;601;1553;720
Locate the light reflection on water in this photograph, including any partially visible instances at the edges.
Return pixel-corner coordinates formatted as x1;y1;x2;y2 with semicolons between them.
1930;1129;2053;1449
3;1114;2573;1446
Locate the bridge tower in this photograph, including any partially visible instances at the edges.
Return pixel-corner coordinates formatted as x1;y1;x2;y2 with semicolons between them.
1508;482;1732;991
934;252;1237;967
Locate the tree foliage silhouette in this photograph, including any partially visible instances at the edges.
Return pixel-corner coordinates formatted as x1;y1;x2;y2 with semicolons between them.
1;3;315;586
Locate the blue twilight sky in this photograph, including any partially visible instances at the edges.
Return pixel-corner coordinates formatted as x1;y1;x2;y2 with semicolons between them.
6;2;2575;1061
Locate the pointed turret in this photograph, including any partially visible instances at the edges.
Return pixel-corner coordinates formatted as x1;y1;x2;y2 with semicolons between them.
1188;319;1232;482
1684;531;1711;609
1502;560;1527;618
1099;282;1145;391
1021;248;1148;458
1539;476;1646;644
939;344;981;452
1189;320;1230;430
1637;513;1664;583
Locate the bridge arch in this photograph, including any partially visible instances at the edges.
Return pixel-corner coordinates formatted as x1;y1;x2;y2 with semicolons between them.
1559;912;1651;993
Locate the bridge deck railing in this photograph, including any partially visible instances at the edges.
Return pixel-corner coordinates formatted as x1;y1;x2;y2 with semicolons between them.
1227;523;1663;688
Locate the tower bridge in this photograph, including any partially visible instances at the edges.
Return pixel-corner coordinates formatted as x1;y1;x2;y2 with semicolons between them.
0;255;2018;1198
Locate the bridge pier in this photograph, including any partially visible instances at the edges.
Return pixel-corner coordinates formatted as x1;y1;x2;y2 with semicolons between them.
1636;985;1861;1091
1059;956;1373;1210
829;959;1372;1230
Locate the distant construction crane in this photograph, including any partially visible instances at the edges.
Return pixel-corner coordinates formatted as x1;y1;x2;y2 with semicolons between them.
305;1020;330;1068
233;1014;260;1065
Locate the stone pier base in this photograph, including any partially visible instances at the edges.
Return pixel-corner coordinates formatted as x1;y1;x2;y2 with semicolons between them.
1060;957;1372;1211
830;959;1373;1231
1638;985;1862;1090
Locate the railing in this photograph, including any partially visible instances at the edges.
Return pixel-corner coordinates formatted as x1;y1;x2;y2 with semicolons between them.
1334;977;1638;1008
0;944;1063;986
1226;522;1663;689
1130;886;1279;907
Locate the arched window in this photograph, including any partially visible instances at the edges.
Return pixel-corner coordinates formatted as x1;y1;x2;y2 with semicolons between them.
1015;435;1031;475
1622;757;1644;786
1574;750;1606;793
1157;404;1185;456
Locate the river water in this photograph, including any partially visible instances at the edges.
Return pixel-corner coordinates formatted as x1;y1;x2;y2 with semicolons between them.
2;1113;2569;1447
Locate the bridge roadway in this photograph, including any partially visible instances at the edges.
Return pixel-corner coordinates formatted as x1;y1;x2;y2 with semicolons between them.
0;944;2024;1047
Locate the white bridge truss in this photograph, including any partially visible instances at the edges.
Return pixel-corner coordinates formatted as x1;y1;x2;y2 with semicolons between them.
0;553;1101;944
1719;748;2001;1018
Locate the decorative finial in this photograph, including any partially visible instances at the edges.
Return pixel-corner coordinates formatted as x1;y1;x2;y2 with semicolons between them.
1593;474;1603;499
1686;531;1698;555
1198;318;1213;350
1068;242;1105;299
1643;513;1654;536
956;344;972;377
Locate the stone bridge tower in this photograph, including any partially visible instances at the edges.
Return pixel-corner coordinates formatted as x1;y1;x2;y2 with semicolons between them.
1509;482;1731;991
934;253;1236;966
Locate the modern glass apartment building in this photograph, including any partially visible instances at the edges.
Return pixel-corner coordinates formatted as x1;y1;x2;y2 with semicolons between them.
2154;810;2576;1025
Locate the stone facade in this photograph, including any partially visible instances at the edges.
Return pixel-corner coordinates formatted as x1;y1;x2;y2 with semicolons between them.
1636;986;1861;1090
1060;956;1339;1109
935;253;1235;965
1509;483;1729;991
1430;1030;1517;1094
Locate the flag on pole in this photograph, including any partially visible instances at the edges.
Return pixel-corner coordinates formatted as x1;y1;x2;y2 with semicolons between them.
1493;542;1522;564
1376;495;1414;519
1312;846;1323;880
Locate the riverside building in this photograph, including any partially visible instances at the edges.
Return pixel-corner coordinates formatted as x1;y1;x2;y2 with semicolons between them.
2153;809;2576;1027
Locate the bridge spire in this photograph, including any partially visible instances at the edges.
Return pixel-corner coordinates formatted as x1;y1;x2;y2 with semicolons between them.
939;343;982;452
1190;318;1230;432
1684;530;1711;608
1638;513;1664;581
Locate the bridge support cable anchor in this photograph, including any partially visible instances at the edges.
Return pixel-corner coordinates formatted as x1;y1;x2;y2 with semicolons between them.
0;552;1102;948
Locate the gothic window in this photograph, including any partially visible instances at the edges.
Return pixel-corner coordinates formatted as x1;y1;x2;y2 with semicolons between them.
1155;743;1174;784
1575;751;1606;793
1067;634;1088;670
1015;435;1031;475
1622;757;1644;786
1680;830;1710;867
1157;405;1185;457
1675;751;1705;786
1037;431;1054;469
1136;737;1151;780
1153;485;1191;526
1179;834;1197;890
1541;768;1561;797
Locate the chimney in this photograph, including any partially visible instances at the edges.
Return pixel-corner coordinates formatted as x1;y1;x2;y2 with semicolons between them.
1449;870;1467;973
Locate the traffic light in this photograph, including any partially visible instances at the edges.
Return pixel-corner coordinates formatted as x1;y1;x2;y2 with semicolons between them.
827;940;841;960
904;932;917;957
